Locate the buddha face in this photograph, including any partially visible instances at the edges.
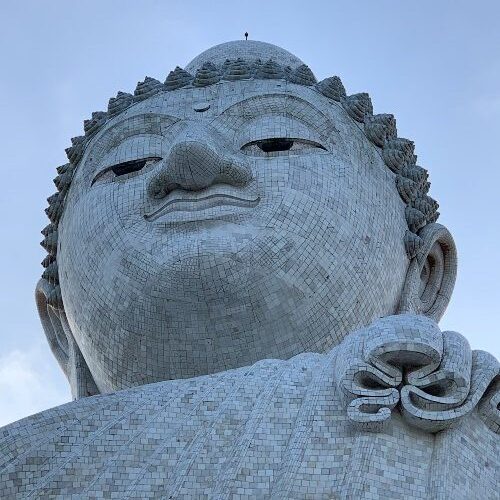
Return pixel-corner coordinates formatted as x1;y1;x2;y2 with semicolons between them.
58;80;410;392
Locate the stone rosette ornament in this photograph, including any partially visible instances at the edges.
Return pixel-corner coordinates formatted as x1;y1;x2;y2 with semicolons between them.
335;314;500;433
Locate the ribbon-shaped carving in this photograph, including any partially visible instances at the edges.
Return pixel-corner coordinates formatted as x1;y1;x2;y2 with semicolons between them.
335;314;500;433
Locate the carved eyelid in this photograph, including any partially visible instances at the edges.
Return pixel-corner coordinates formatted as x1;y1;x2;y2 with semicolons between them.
241;137;327;153
91;157;162;186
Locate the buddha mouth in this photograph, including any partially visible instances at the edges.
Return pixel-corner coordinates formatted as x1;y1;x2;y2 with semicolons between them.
144;186;260;222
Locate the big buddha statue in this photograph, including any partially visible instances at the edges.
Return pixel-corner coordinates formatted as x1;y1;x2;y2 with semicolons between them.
1;41;498;499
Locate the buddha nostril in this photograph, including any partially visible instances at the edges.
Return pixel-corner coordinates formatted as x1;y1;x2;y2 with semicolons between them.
148;174;168;199
151;186;165;199
165;182;182;195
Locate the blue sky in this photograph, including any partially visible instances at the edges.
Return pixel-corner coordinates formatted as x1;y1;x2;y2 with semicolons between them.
1;0;499;426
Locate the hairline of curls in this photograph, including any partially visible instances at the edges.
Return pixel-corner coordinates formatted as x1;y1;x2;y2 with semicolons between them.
40;57;439;310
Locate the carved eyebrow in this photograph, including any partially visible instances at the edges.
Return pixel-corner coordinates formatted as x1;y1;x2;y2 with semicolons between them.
215;93;334;137
96;113;179;144
218;93;332;121
82;114;179;168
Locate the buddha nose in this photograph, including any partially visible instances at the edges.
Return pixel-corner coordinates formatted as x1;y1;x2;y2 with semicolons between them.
147;135;252;199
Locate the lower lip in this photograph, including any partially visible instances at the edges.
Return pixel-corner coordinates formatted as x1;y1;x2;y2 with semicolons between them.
144;195;260;223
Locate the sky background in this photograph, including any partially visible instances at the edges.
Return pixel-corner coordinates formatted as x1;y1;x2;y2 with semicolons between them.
1;0;499;427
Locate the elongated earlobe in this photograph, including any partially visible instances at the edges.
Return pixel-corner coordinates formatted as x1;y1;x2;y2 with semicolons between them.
35;279;99;399
397;223;457;321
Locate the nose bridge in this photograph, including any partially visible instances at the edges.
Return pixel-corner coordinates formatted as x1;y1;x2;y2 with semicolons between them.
148;121;251;199
170;121;225;189
175;120;219;145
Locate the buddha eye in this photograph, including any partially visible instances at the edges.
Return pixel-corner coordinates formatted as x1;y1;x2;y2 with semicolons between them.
91;157;162;186
256;138;294;153
241;138;327;156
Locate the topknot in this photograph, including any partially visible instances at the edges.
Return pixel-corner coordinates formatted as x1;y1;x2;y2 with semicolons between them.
165;67;193;90
193;62;220;87
108;92;134;117
223;58;251;81
134;77;164;101
342;93;373;122
316;76;346;101
289;64;316;86
255;59;284;79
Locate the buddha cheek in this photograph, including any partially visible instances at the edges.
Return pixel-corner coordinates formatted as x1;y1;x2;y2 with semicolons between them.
58;186;137;317
252;154;348;240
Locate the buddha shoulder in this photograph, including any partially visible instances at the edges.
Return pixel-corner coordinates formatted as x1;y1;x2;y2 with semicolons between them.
1;316;499;498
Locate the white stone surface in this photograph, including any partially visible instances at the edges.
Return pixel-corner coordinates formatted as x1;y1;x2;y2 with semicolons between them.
2;40;498;498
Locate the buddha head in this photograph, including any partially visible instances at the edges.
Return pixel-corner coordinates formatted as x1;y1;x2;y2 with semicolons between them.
36;41;457;398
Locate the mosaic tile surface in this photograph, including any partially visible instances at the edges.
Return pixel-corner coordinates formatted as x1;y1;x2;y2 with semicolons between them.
2;40;498;498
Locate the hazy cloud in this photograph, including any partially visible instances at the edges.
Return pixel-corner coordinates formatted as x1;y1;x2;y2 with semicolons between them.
0;345;70;427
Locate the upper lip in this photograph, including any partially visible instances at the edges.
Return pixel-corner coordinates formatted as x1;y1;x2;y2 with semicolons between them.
144;184;260;222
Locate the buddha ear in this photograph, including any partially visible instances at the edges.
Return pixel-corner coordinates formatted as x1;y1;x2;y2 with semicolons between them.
35;279;99;399
398;223;457;322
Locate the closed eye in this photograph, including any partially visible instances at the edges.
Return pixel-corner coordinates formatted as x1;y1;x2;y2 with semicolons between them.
241;138;327;156
91;157;162;186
